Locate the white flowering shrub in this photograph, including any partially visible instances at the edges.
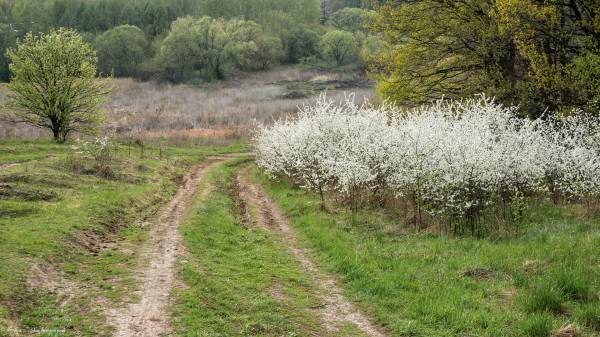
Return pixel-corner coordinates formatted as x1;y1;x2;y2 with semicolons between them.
69;136;114;177
256;94;600;234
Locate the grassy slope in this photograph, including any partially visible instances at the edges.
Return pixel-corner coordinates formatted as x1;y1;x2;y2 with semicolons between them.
253;166;600;337
0;140;247;337
173;160;362;337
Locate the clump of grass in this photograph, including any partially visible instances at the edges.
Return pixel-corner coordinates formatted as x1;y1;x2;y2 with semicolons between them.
520;313;553;337
521;282;565;314
551;268;591;302
574;303;600;332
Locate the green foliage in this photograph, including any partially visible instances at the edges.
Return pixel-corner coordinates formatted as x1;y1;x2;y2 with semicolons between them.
329;7;373;32
284;26;320;63
223;19;283;71
94;25;151;77
159;16;283;82
0;22;17;81
319;29;359;66
196;0;320;27
370;0;600;117
4;28;111;143
0;0;325;82
360;34;384;63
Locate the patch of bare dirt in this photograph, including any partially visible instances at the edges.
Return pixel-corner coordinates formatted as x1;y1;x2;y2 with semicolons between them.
499;288;517;305
268;283;287;302
0;163;18;170
71;230;116;256
106;157;238;337
236;167;387;337
462;268;497;281
553;324;581;337
26;264;76;306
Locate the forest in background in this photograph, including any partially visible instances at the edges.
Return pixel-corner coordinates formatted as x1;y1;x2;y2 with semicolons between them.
0;0;382;82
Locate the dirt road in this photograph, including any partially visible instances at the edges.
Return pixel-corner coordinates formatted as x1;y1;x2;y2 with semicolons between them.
107;156;240;337
236;167;387;337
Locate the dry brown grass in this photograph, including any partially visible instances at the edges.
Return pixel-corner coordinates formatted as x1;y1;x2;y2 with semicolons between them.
0;66;376;141
552;324;581;337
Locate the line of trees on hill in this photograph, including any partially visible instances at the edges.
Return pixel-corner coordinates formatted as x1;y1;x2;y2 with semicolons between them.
0;0;382;82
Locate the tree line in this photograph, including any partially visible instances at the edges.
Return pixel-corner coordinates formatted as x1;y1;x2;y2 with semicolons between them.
0;0;380;82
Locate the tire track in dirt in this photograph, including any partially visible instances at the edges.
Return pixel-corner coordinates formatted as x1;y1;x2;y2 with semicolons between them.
236;167;387;337
106;154;246;337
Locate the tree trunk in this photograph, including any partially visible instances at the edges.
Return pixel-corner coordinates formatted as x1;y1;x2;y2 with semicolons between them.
52;127;64;143
318;185;326;211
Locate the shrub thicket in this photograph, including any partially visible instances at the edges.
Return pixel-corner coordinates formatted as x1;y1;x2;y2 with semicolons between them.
256;95;600;234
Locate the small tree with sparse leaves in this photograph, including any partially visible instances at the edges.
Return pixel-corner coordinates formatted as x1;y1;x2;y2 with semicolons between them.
4;28;111;143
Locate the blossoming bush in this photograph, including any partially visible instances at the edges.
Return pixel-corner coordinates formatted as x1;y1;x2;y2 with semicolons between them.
68;136;114;178
256;94;600;234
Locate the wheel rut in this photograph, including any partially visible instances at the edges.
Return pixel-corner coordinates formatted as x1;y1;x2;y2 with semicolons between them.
236;167;387;337
106;155;243;337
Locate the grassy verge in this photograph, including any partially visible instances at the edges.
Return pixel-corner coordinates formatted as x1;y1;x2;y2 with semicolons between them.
173;160;344;337
0;140;243;337
252;166;600;337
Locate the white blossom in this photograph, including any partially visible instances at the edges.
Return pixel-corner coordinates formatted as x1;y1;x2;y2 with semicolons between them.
256;93;600;220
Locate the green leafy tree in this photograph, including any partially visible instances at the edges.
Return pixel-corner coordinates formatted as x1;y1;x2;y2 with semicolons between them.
11;0;52;33
360;34;384;61
370;0;600;116
159;16;227;81
285;26;320;63
0;23;17;81
319;29;358;66
254;35;284;69
159;16;283;81
224;19;283;71
329;7;372;32
94;25;150;77
3;29;111;143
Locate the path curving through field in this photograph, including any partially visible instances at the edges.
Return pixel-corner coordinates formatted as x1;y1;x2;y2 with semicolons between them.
106;155;242;337
236;166;387;337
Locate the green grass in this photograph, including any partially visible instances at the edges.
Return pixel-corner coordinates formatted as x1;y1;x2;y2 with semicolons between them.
0;140;242;337
252;166;600;337
520;313;553;337
0;140;68;164
173;160;341;337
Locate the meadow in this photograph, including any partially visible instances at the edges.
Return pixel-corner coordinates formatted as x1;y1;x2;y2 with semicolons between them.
0;67;375;143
